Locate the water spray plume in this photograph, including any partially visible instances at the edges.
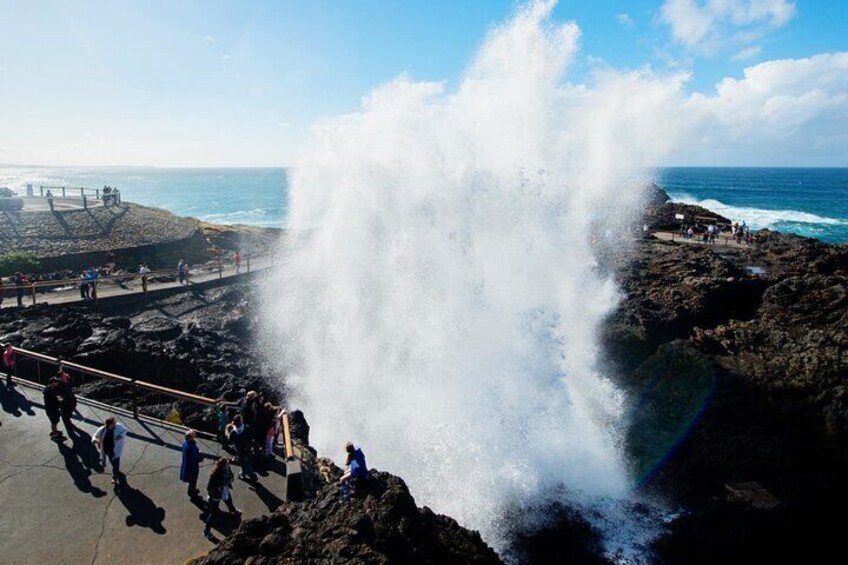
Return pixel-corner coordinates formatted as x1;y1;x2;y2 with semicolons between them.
262;0;687;555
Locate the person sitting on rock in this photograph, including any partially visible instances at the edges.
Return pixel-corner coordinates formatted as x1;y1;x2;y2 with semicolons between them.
340;442;368;499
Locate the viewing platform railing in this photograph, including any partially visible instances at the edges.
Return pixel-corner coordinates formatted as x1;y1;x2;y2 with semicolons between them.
1;255;255;306
0;343;296;463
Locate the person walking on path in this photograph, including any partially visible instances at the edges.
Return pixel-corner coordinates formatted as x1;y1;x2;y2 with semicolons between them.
92;417;128;485
43;377;65;441
180;430;202;499
204;458;241;541
178;259;189;285
139;264;151;293
340;442;368;499
233;251;241;274
56;362;78;436
3;344;15;387
229;415;256;481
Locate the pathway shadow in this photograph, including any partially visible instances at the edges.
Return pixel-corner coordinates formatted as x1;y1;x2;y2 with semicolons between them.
0;385;36;417
247;480;283;512
114;484;167;534
57;439;107;498
198;509;241;538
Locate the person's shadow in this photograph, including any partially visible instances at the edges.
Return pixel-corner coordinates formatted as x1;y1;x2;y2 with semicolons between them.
0;385;36;417
198;507;241;538
57;438;107;498
114;484;167;534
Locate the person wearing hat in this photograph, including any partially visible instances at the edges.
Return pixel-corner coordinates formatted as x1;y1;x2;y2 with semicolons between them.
180;429;201;499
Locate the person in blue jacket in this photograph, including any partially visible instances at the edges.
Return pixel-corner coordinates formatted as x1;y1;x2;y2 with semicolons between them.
340;442;368;499
180;430;201;499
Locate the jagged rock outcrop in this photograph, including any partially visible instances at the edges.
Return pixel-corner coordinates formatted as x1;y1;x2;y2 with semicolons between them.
194;460;502;565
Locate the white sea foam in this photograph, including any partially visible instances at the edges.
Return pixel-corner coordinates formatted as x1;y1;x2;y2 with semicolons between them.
260;0;688;557
670;193;846;228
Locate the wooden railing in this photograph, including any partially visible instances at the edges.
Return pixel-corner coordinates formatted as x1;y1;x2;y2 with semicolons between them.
0;343;294;461
1;256;255;306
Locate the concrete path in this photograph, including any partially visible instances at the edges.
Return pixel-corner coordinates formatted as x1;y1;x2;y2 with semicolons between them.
1;255;273;310
0;381;288;565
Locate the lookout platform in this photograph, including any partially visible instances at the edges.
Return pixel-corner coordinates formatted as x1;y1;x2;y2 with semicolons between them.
0;380;289;565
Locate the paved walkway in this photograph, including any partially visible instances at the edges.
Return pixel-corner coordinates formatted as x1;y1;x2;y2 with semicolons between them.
1;256;273;310
0;381;288;565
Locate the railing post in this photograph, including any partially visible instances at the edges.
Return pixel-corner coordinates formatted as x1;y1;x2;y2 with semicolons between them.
219;260;223;280
36;359;42;383
82;195;88;210
39;186;44;197
62;187;66;197
96;188;100;199
80;187;84;197
247;257;251;273
31;284;36;305
131;380;139;418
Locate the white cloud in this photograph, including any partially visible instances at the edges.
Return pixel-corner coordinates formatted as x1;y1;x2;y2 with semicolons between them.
731;45;762;60
204;35;215;43
616;13;634;27
221;54;231;61
659;0;796;52
678;52;848;164
277;122;292;128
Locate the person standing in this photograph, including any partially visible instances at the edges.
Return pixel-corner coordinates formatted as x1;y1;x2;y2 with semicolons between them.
177;259;188;285
92;417;128;485
14;272;28;307
139;264;151;293
3;344;15;387
43;378;64;441
215;404;229;447
229;415;255;480
180;430;202;499
233;251;241;274
56;362;78;436
204;458;241;541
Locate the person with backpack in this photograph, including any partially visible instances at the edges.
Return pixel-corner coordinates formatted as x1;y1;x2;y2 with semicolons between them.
203;458;240;541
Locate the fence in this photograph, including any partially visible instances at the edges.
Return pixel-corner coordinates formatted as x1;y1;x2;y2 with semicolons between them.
1;256;255;306
0;343;295;463
35;185;121;209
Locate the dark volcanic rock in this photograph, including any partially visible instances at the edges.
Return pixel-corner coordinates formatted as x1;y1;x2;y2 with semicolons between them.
604;210;848;562
195;462;502;565
0;283;279;430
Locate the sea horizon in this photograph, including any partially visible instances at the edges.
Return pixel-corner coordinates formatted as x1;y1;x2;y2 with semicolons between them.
2;164;847;243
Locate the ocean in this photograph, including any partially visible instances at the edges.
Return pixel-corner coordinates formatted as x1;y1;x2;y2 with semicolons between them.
1;165;846;243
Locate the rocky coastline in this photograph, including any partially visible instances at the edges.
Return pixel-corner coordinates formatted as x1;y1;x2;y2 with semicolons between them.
0;191;845;563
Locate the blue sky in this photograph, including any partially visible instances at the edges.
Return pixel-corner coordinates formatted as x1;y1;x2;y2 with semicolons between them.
0;0;845;166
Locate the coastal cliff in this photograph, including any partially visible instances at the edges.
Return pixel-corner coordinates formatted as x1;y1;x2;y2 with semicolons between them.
0;194;845;563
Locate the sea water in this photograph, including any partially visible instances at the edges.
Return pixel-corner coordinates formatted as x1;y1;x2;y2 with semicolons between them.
1;165;846;243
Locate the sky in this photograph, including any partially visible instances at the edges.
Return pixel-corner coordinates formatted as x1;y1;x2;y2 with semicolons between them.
0;0;845;167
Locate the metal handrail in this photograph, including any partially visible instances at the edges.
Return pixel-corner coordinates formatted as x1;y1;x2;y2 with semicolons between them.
1;343;295;460
1;255;256;295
